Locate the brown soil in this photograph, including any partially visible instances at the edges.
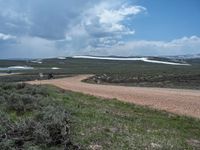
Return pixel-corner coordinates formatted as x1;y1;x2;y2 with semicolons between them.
28;75;200;118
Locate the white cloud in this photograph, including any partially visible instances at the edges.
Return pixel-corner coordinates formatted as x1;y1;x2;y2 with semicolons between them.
64;35;72;41
98;5;145;25
83;3;145;36
63;2;146;53
82;36;200;56
0;33;16;40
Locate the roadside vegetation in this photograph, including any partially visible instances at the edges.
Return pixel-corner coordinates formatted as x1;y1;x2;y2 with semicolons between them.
85;73;200;89
0;73;71;82
1;83;200;149
0;83;79;150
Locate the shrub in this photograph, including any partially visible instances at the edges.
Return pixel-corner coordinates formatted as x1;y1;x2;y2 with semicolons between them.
16;82;26;90
0;108;77;149
6;93;38;114
0;83;16;90
34;105;70;145
21;85;49;97
0;96;5;105
0;139;15;150
0;83;80;149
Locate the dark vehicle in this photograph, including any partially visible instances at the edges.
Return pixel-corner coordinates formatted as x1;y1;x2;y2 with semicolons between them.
48;73;54;79
7;70;12;74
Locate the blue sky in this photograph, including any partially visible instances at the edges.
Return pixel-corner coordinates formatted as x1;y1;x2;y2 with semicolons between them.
133;0;200;40
0;0;200;58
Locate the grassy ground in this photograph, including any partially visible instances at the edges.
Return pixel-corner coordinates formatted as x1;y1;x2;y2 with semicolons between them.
50;86;200;150
1;84;200;149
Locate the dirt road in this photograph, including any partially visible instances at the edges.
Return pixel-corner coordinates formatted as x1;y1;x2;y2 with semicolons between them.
28;75;200;118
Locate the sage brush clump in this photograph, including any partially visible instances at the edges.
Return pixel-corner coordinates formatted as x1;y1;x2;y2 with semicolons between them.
0;83;80;150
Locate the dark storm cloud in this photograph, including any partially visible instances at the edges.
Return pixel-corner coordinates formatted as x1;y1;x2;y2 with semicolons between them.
0;0;102;39
28;0;92;40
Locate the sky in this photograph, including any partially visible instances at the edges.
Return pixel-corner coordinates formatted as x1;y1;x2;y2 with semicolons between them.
0;0;200;58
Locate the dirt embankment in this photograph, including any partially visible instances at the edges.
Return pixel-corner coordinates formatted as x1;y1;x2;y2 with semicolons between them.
28;75;200;118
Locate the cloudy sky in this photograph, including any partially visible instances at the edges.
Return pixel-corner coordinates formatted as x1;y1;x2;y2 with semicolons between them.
0;0;200;58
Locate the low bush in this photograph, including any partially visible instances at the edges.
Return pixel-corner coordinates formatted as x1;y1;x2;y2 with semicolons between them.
34;106;72;147
86;73;200;89
0;83;80;149
5;93;38;114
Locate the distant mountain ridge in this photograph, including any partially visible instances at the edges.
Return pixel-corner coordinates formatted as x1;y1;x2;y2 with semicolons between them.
165;54;200;59
1;54;200;61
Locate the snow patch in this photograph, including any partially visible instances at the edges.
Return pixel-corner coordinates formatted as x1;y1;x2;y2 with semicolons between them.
8;66;34;70
31;60;42;64
0;66;34;70
51;67;60;70
72;56;190;66
141;58;190;66
72;55;144;61
57;56;66;60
